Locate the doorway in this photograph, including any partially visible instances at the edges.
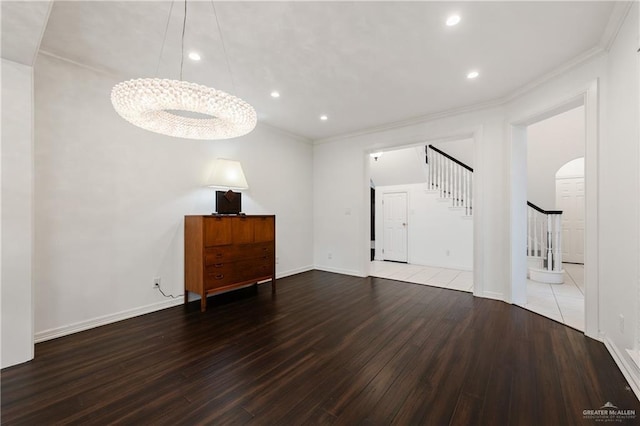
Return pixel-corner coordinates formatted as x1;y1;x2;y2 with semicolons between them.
368;142;474;290
521;105;587;332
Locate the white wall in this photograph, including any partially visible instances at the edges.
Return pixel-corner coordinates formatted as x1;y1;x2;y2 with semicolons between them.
1;59;34;367
369;138;474;189
314;137;369;276
33;53;314;340
527;106;585;209
556;157;584;178
375;183;473;269
598;2;639;383
370;146;426;187
314;107;508;301
432;138;474;168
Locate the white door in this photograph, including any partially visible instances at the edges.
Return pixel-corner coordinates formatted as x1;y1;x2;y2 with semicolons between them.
556;177;585;263
383;192;408;262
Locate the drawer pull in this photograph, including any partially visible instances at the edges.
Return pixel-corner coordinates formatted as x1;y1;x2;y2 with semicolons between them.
215;253;223;258
214;263;223;268
214;274;224;280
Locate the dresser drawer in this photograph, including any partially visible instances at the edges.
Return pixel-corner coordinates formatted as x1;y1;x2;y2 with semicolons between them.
204;258;273;290
204;242;273;264
204;268;242;289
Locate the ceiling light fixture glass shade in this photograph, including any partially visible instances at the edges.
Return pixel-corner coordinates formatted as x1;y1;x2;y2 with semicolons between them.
111;78;257;140
111;0;257;140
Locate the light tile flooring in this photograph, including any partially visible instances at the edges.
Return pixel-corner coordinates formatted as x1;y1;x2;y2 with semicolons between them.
523;263;585;331
369;260;585;332
369;261;474;292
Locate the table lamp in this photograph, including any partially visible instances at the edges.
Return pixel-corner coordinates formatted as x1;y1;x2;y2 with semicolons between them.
207;159;248;215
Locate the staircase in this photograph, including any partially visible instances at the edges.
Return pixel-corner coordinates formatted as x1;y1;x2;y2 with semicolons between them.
425;144;563;284
425;145;473;217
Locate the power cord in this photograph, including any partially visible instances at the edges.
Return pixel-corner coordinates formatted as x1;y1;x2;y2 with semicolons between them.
155;283;180;299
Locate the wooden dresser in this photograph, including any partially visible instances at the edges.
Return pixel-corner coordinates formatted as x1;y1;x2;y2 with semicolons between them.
184;215;276;312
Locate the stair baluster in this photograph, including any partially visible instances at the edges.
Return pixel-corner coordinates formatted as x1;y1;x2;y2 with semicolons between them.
426;145;473;216
553;214;563;271
526;201;563;281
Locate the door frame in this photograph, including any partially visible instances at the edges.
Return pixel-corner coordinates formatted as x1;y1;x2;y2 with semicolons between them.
381;191;408;263
365;134;479;292
508;80;598;339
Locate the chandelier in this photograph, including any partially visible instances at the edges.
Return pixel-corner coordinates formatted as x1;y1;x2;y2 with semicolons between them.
111;1;256;140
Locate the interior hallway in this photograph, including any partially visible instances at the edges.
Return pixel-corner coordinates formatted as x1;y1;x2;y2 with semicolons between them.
369;261;585;332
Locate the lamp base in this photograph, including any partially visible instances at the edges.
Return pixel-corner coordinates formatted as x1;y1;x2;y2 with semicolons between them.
215;190;242;215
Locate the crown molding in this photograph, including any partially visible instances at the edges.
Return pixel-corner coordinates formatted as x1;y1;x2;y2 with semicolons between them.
313;98;504;145
30;1;54;67
502;46;607;104
38;49;122;78
313;43;609;146
598;1;634;52
258;121;313;145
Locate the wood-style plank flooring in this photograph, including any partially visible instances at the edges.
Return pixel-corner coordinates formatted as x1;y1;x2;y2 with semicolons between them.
2;270;639;425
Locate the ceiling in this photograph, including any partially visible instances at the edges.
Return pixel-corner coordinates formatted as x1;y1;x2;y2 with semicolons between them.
3;1;622;141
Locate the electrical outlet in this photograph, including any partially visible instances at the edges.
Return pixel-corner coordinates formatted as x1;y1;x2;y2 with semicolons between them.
153;277;161;288
328;252;333;260
446;249;450;256
276;256;279;264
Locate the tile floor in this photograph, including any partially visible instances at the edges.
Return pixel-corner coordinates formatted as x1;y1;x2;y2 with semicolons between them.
369;260;585;332
369;261;474;293
523;263;585;331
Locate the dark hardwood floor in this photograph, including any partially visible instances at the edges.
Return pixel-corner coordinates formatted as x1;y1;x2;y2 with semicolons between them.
2;270;639;425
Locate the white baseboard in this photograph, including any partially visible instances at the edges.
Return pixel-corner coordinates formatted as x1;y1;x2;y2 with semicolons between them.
314;265;365;277
34;267;316;343
277;265;314;279
475;290;504;301
441;264;473;272
604;337;640;401
34;298;184;343
392;260;473;272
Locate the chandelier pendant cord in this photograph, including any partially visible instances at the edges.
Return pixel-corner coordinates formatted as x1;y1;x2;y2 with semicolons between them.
155;0;175;77
111;0;257;140
211;0;237;93
180;0;187;81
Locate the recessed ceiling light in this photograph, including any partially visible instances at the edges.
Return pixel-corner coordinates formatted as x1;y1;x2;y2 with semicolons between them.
467;71;479;79
188;51;201;61
270;91;280;98
446;15;461;26
320;115;328;121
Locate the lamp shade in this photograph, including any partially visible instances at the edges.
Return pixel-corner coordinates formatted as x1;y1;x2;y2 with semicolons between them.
207;159;249;189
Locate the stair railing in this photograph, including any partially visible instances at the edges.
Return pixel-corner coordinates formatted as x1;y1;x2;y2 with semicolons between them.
426;144;563;272
527;202;563;272
426;144;473;216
